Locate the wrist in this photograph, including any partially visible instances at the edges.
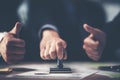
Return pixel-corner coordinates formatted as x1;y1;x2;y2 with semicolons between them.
42;29;60;38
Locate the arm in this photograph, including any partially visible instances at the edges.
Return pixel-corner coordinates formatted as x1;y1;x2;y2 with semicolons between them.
83;24;106;61
39;25;67;60
0;22;25;64
36;0;68;60
79;1;106;61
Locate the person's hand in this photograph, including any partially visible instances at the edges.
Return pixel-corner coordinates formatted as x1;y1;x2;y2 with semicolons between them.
40;30;67;60
83;24;106;61
0;22;25;64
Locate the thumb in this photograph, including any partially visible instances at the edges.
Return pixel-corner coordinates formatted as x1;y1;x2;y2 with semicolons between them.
83;24;97;34
84;24;103;40
10;22;22;36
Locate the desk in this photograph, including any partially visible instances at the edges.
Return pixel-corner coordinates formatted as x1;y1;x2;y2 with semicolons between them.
0;61;120;80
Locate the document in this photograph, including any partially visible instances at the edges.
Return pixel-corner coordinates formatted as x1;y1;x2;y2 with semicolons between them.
7;68;98;79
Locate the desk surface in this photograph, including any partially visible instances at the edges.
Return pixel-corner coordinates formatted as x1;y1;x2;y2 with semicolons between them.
0;61;120;80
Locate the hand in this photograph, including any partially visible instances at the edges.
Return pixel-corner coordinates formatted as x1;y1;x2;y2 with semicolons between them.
40;30;67;60
0;22;25;64
83;24;106;61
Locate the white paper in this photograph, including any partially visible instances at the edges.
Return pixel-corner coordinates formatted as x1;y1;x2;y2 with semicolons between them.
7;69;98;79
7;62;98;79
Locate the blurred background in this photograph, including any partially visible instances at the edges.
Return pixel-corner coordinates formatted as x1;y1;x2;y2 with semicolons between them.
90;0;120;61
91;0;120;22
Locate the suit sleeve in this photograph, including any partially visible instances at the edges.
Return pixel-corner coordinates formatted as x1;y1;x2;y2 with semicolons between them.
36;0;59;40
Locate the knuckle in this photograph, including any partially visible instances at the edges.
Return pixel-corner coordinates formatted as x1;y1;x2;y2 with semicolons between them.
83;45;86;49
6;43;9;48
56;40;63;46
40;44;45;50
83;38;88;44
19;39;25;46
6;39;14;47
40;46;45;50
6;40;12;46
40;54;44;59
95;41;99;46
49;50;55;54
63;41;67;48
4;49;9;54
46;41;50;45
45;53;50;58
40;45;43;49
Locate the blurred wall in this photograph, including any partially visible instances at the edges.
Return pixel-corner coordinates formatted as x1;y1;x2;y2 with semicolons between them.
90;0;120;22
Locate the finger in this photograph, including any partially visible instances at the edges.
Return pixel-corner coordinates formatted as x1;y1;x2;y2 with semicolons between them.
7;38;25;47
8;54;24;60
84;45;99;56
56;41;64;60
49;42;57;60
62;41;67;60
7;47;25;55
44;44;51;60
84;45;100;60
10;22;22;36
8;58;24;64
63;49;67;60
83;24;97;34
84;38;99;50
83;24;104;40
5;54;24;64
40;47;45;60
86;51;100;61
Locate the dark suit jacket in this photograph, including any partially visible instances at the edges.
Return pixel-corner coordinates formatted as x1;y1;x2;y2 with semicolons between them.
0;0;106;62
40;0;106;61
103;13;120;61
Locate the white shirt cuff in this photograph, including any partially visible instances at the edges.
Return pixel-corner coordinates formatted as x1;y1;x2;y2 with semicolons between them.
0;32;7;42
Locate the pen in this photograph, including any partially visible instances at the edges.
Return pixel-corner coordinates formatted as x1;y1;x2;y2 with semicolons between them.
98;65;120;72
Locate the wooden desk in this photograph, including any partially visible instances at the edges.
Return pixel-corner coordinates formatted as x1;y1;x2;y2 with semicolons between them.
0;61;120;80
